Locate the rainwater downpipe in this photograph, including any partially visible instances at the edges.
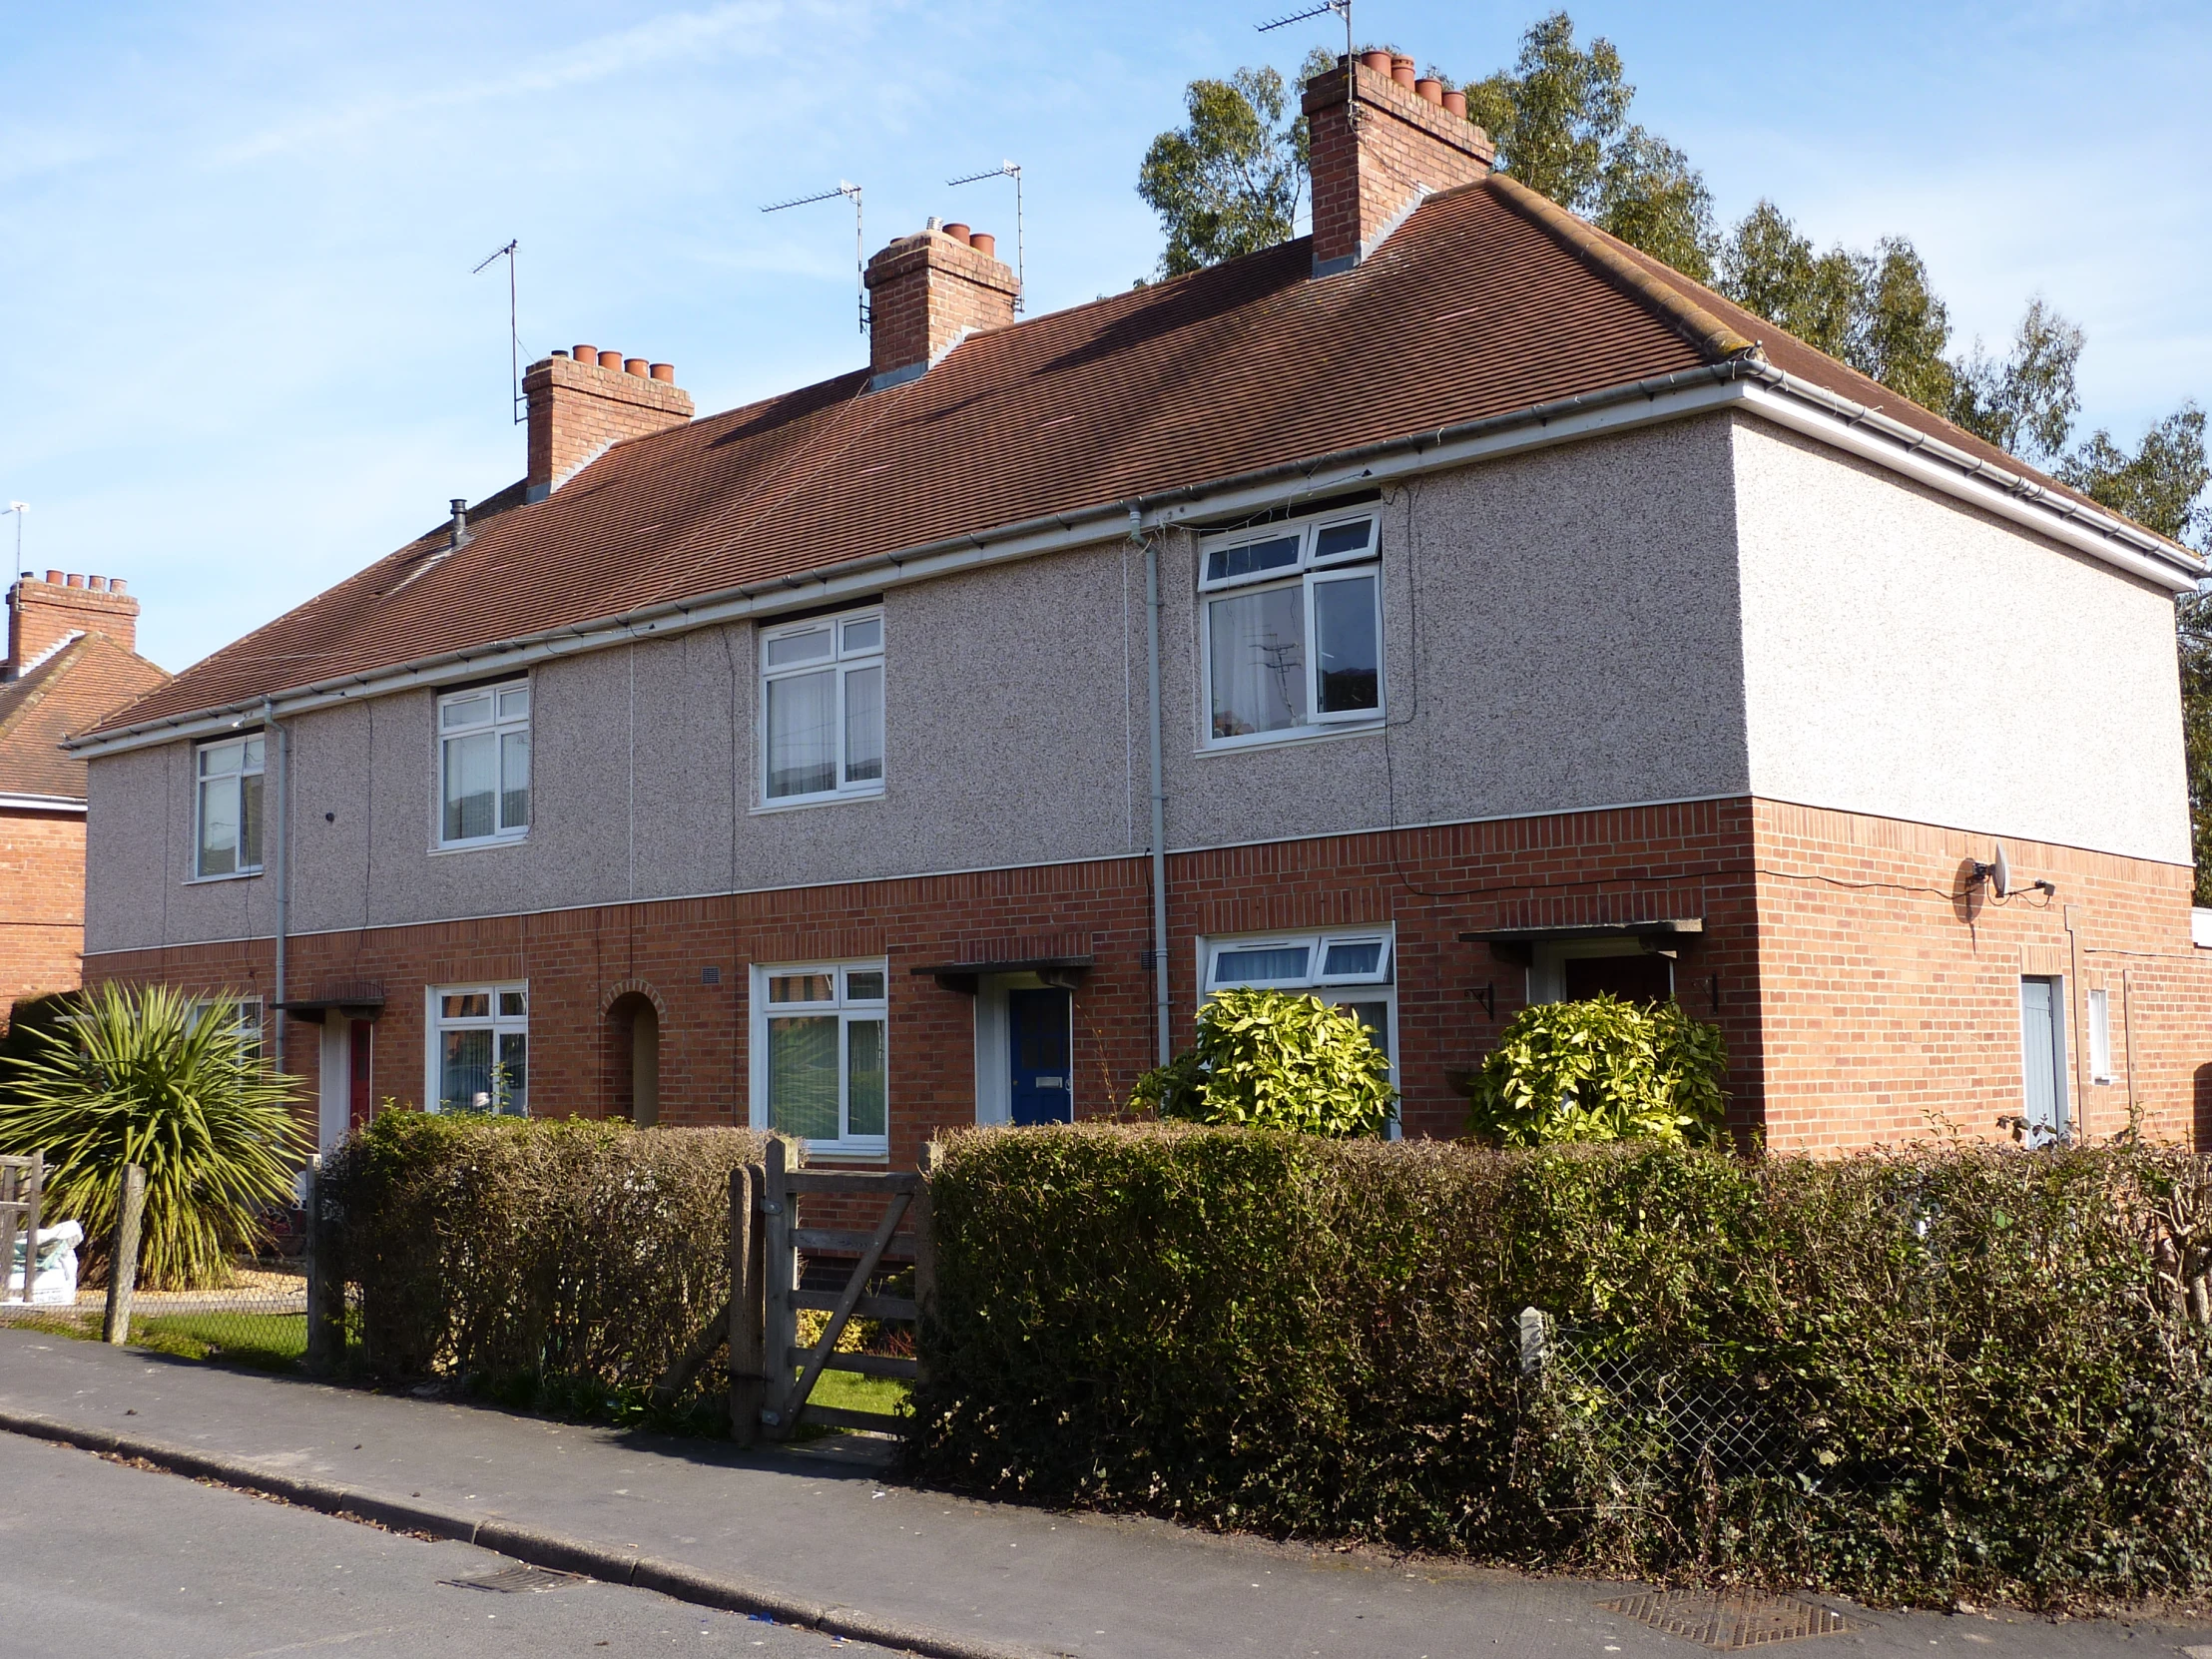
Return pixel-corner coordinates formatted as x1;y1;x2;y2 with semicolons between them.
265;696;289;1076
1136;508;1172;1067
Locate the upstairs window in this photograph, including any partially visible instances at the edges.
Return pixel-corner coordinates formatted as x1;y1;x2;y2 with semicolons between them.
761;609;884;804
195;733;265;878
1200;513;1382;747
439;682;530;847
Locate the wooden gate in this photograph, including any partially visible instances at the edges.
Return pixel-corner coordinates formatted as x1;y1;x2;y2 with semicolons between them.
655;1138;931;1445
0;1154;43;1306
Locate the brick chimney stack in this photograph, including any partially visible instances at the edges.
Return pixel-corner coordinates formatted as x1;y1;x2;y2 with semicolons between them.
1304;51;1496;276
863;222;1020;388
5;571;139;679
522;346;695;502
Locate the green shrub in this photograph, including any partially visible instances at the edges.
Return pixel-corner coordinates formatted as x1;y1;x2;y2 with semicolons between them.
911;1125;2212;1612
320;1110;768;1417
1461;993;1727;1147
0;982;310;1288
1130;988;1394;1137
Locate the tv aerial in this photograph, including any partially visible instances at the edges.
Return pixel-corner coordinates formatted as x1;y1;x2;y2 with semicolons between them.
763;183;867;333
1257;0;1357;127
947;162;1025;311
471;240;524;424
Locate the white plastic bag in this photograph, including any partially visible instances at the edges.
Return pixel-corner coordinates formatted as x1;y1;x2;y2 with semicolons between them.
8;1219;83;1306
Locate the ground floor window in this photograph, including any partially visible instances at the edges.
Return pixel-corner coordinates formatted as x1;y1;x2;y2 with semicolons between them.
188;995;264;1064
428;983;528;1114
1199;927;1397;1132
750;961;888;1156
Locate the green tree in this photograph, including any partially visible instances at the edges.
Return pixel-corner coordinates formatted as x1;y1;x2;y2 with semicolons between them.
1131;987;1395;1138
0;982;309;1288
1950;297;2085;464
1137;66;1307;278
1459;12;1715;279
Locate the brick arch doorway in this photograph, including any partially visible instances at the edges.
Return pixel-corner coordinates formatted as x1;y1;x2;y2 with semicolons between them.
603;984;667;1127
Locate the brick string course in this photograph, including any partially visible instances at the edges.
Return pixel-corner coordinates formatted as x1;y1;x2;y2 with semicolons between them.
87;797;2212;1162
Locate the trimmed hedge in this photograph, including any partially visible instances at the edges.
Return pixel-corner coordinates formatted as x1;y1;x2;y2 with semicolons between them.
910;1124;2212;1612
322;1112;767;1417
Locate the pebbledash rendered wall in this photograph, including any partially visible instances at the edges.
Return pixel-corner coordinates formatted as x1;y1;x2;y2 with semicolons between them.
78;406;2212;1152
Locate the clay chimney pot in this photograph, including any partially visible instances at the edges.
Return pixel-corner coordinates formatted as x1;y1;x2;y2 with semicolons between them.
624;357;649;377
572;344;598;366
65;573;84;588
1361;48;1392;73
1442;88;1467;117
650;362;675;382
968;231;995;258
43;570;61;584
1390;55;1416;87
88;576;107;592
942;223;971;246
1415;77;1443;105
110;580;127;595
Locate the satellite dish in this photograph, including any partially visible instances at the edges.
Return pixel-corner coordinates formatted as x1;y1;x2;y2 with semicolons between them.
1990;842;2011;899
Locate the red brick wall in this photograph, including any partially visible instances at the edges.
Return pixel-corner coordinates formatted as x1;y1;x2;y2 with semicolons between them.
0;807;85;1018
1304;59;1494;271
6;574;139;671
1751;800;2212;1152
523;353;694;496
83;797;2212;1159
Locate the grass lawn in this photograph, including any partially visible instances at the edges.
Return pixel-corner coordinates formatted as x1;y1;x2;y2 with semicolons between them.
129;1311;306;1370
807;1368;910;1419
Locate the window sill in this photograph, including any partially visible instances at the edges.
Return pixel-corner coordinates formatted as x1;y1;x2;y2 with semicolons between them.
184;868;263;885
1197;720;1383;757
794;1146;891;1164
750;789;885;818
428;833;531;857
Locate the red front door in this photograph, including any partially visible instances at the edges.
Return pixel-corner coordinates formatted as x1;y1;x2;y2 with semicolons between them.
348;1020;374;1130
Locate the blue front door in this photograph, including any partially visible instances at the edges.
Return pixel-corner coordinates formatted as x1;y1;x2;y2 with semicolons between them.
1007;988;1073;1126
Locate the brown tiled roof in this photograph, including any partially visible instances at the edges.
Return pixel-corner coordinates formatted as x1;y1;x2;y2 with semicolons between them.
0;633;171;798
95;175;2167;738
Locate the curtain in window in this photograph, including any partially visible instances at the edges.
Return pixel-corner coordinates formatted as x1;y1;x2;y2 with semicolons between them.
767;670;837;798
1208;587;1304;739
768;1015;840;1138
496;1032;528;1115
1313;573;1380;713
443;731;498;839
198;776;239;875
843;665;883;785
499;730;531;830
846;1018;886;1136
440;1030;493;1112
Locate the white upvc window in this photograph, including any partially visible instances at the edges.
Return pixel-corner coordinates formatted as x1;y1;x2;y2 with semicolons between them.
760;609;884;805
1201;926;1397;1086
194;733;266;878
2088;986;2114;1085
438;681;531;847
427;983;529;1114
188;995;265;1065
1199;512;1382;748
750;961;888;1156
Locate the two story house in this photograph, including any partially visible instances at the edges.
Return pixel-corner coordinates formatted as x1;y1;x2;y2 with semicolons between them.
68;51;2210;1160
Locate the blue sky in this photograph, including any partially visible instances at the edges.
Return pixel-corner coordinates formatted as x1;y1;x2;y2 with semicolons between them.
4;1;2207;672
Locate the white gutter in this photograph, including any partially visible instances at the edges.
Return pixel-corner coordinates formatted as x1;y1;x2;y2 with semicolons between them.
66;358;2200;761
0;791;85;815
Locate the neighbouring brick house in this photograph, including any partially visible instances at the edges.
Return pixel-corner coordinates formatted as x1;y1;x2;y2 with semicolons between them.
68;50;2212;1159
0;571;169;1018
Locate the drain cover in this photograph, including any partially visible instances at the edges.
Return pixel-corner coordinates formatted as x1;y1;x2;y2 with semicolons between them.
1596;1589;1853;1650
441;1563;585;1595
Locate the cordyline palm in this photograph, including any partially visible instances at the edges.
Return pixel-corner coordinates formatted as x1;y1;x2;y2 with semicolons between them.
0;982;309;1289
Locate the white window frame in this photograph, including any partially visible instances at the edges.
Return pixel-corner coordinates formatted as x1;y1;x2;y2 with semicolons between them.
425;982;530;1115
748;960;889;1158
2087;985;2114;1085
1198;927;1397;1135
435;680;531;850
758;608;885;807
187;995;265;1065
1198;511;1383;750
192;732;266;879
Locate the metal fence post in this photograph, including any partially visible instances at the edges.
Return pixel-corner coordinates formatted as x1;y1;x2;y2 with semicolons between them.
729;1162;766;1446
303;1155;345;1374
761;1138;796;1439
1518;1307;1550;1380
104;1164;146;1345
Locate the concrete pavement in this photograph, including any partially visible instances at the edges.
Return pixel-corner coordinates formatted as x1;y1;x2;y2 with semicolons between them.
2;1329;2204;1659
0;1429;883;1658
